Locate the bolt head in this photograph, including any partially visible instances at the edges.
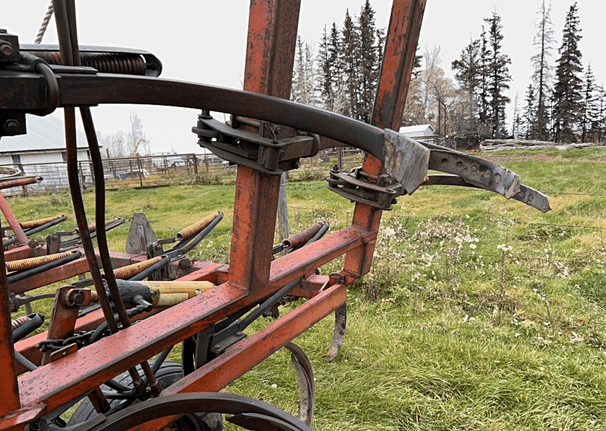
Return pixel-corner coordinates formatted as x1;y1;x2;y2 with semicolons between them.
0;42;13;56
3;119;19;134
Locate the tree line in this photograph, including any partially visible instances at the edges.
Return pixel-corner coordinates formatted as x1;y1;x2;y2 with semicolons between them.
293;1;604;146
291;0;383;124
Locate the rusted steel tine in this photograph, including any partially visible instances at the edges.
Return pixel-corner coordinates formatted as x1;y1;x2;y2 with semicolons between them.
0;177;41;191
5;251;76;272
177;211;220;240
20;214;64;230
0;191;28;245
76;217;123;235
326;304;347;362
0;221;20;417
282;222;325;250
284;342;315;425
112;256;164;280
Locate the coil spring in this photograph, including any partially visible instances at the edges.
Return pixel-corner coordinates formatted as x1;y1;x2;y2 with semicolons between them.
28;51;148;75
11;315;30;331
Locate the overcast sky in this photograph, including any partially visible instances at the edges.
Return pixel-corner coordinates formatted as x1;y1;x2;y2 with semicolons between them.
4;1;606;154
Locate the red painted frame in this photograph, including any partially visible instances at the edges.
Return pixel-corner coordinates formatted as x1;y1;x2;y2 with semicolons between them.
0;1;426;429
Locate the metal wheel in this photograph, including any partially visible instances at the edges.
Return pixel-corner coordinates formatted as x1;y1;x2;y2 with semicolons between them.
67;361;221;431
68;393;313;431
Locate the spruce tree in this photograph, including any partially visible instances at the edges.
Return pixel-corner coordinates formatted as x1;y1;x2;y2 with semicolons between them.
521;84;537;139
317;25;334;111
357;0;379;123
484;12;511;138
477;27;491;137
530;0;555;140
329;23;342;92
552;2;583;143
595;84;606;143
292;36;316;106
341;10;360;119
581;64;597;142
512;91;521;139
452;38;481;132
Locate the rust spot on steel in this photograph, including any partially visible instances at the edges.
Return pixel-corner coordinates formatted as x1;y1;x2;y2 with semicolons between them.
112;256;163;280
0;177;41;191
282;221;324;250
19;215;64;230
5;251;76;272
177;211;220;240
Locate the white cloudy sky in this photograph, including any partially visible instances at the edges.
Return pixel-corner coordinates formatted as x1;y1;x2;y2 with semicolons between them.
4;1;606;153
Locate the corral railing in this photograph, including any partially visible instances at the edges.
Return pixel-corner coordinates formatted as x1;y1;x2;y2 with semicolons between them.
0;150;363;195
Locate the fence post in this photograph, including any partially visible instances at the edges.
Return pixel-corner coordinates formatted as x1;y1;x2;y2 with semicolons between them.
193;154;198;176
137;157;143;188
79;161;86;190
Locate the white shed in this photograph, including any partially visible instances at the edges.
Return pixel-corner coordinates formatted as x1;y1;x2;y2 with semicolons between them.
399;124;437;144
0;115;94;194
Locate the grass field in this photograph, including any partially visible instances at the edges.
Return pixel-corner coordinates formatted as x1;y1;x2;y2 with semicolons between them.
6;149;606;430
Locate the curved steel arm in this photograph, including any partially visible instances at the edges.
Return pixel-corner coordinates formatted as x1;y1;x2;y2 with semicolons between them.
56;74;386;158
425;175;551;213
52;73;429;189
2;70;549;209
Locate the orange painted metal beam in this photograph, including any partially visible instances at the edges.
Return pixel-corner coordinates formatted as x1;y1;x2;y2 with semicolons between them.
0;226;19;418
228;0;301;292
344;0;427;283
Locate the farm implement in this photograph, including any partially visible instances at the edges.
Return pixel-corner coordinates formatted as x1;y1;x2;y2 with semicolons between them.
0;1;549;430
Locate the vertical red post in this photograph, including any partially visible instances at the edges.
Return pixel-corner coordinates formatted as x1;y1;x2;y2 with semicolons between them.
343;0;427;281
0;218;20;417
228;0;301;291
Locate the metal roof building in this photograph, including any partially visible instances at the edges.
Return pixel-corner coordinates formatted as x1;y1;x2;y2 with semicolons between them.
0;115;88;154
0;115;94;195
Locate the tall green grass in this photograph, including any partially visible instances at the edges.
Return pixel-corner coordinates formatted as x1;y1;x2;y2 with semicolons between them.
6;148;606;430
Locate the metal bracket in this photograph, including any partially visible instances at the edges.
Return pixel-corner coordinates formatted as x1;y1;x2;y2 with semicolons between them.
193;114;318;175
45;218;125;254
383;129;430;193
327;166;402;210
0;30;20;64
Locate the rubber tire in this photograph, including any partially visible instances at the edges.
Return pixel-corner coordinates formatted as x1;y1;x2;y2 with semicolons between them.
67;361;222;431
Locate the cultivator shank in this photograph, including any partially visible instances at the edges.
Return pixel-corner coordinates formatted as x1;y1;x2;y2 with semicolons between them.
0;1;549;430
